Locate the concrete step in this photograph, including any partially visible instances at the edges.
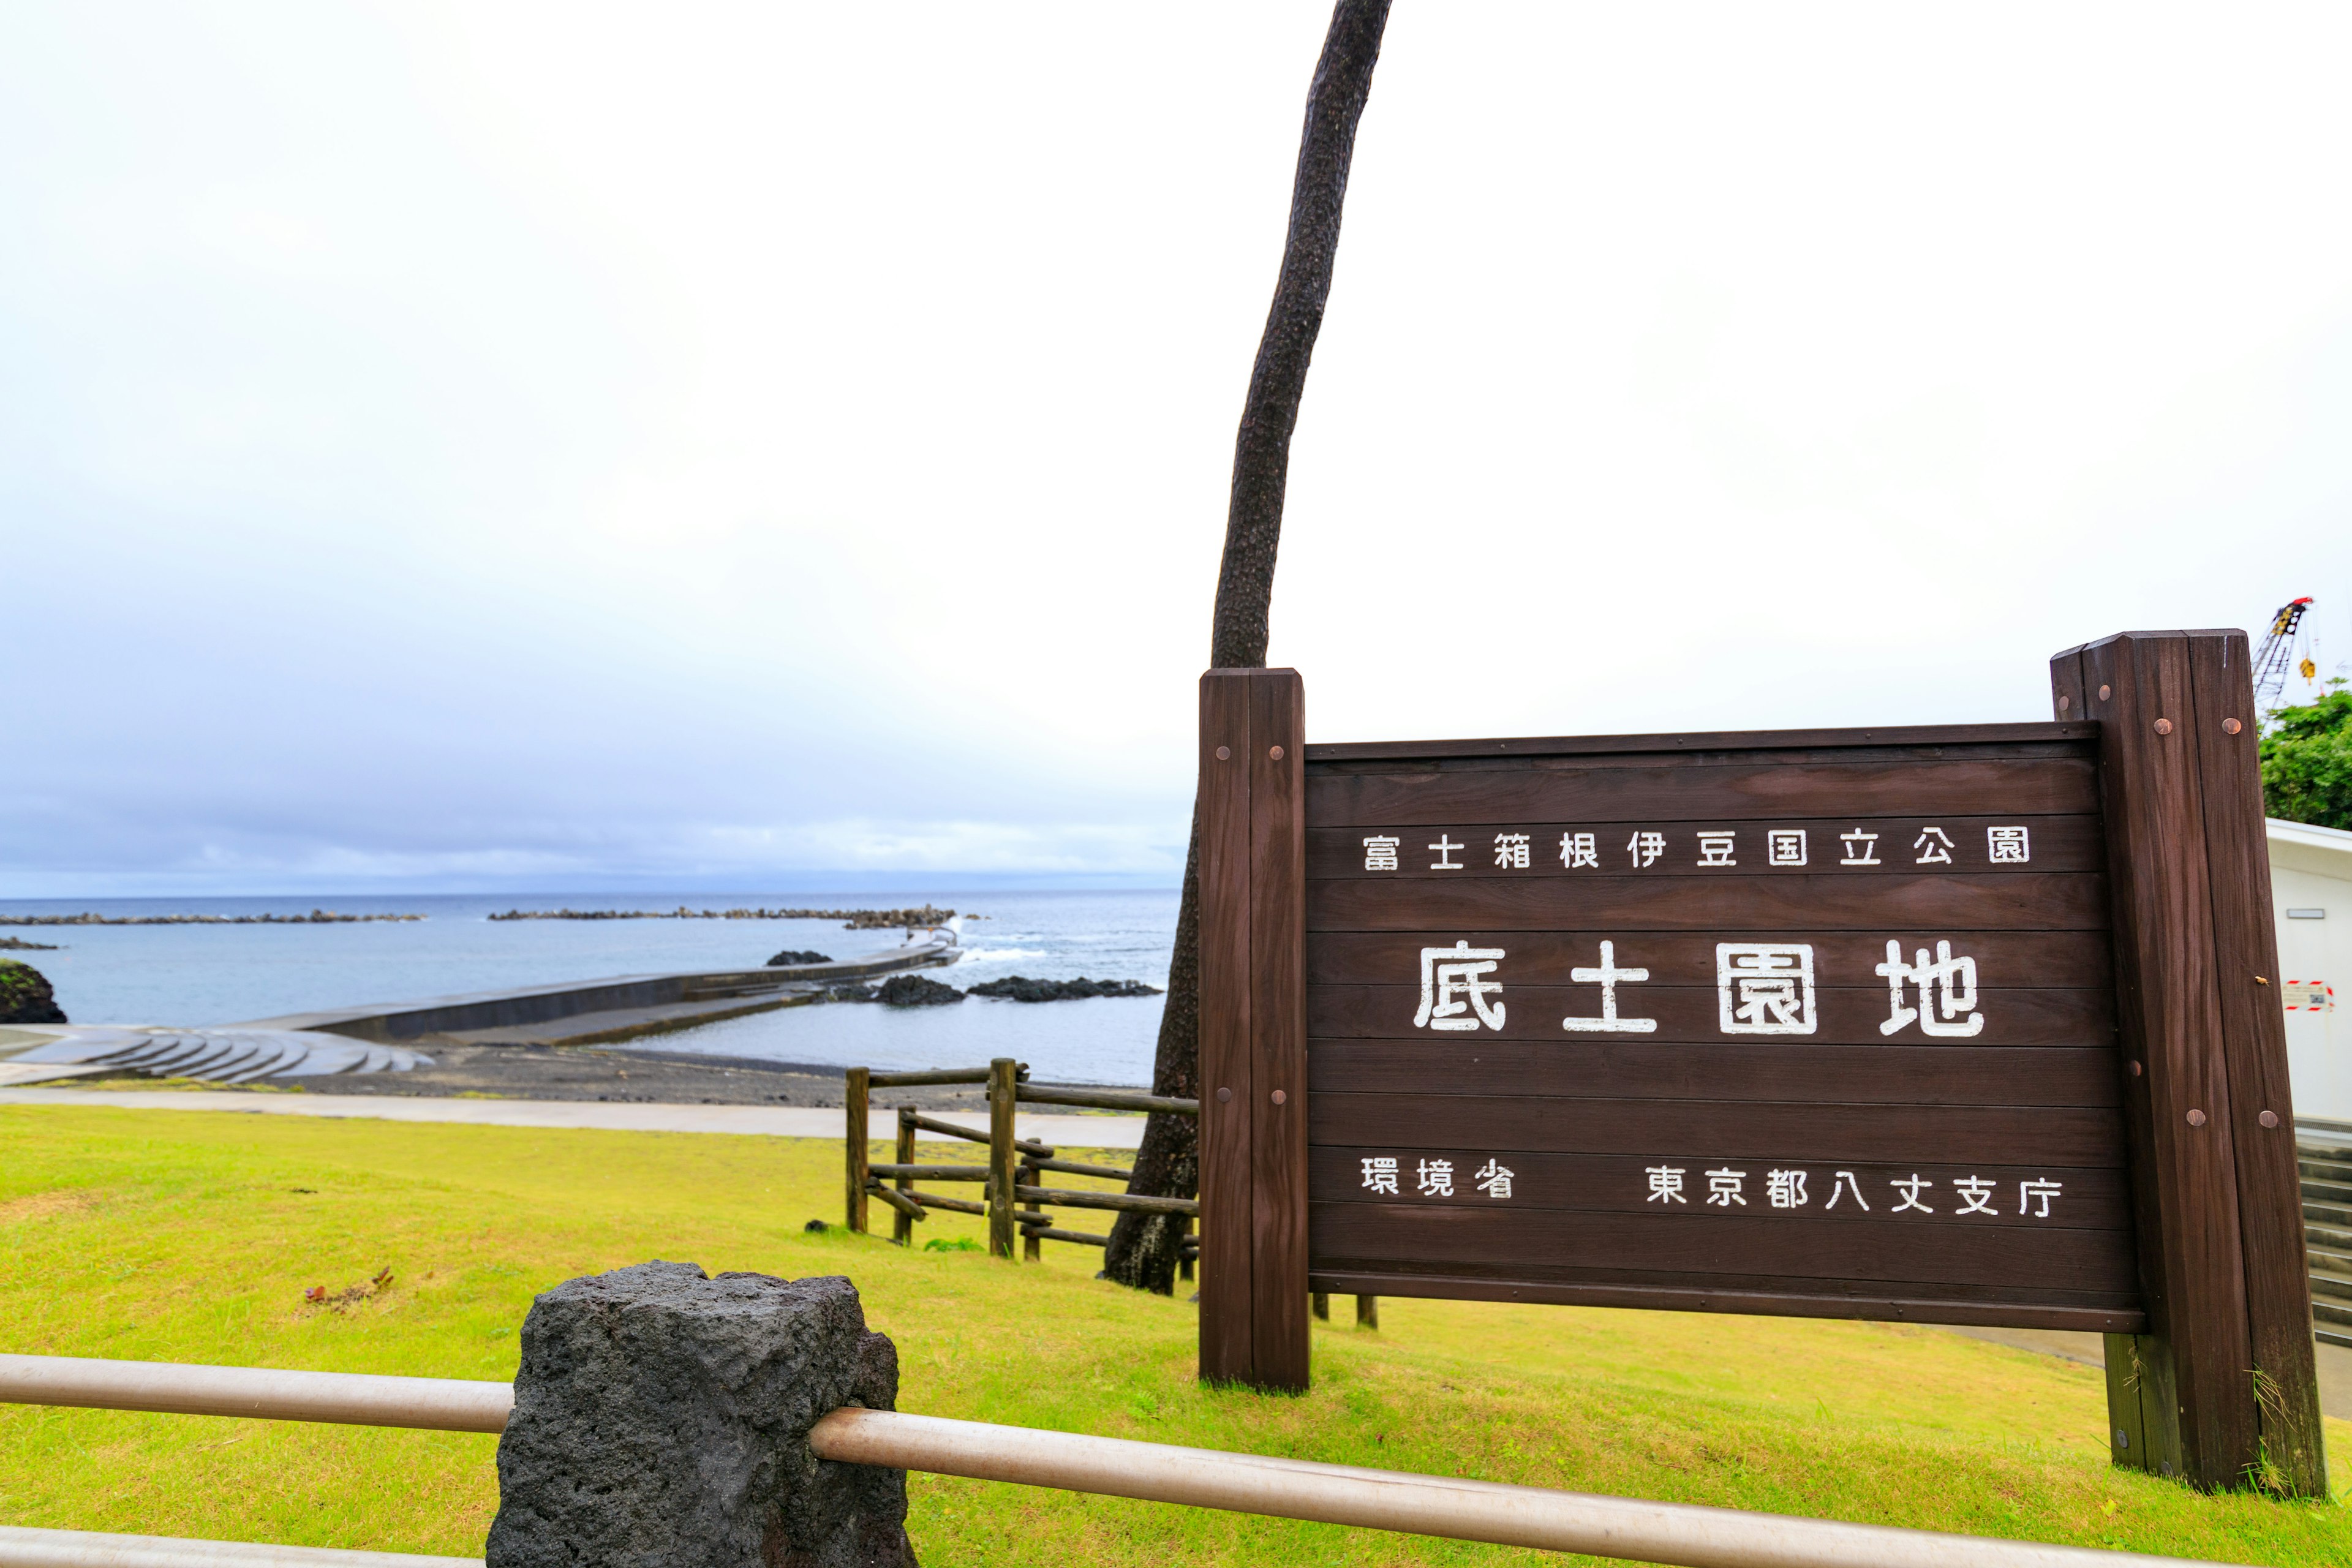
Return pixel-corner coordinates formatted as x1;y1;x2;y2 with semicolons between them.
2322;1327;2352;1351
2308;1270;2352;1303
2299;1155;2352;1180
2310;1241;2352;1273
2302;1177;2352;1206
2303;1210;2352;1241
2315;1298;2352;1329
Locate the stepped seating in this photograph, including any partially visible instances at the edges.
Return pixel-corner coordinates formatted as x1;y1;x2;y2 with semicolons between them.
0;1027;431;1086
2300;1135;2352;1349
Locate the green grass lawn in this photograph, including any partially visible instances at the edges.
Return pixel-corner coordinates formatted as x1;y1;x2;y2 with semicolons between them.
1;1103;2348;1566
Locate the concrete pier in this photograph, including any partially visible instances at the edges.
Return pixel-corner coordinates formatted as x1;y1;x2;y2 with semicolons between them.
235;938;956;1046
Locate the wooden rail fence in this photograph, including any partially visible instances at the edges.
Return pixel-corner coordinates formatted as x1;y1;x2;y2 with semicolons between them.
843;1058;1202;1269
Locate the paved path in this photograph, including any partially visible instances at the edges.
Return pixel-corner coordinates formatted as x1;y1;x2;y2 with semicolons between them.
0;1089;1146;1148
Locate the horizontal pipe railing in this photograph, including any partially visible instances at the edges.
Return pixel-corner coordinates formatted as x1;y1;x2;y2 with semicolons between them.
0;1525;480;1567
807;1409;2214;1568
0;1356;2230;1568
0;1356;509;1434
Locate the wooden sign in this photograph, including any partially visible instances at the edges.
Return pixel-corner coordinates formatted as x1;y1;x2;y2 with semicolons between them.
1197;631;2324;1495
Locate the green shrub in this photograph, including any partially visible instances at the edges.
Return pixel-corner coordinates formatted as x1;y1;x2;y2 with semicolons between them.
2263;687;2352;831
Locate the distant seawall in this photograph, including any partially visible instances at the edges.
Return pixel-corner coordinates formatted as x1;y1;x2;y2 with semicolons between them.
237;943;954;1045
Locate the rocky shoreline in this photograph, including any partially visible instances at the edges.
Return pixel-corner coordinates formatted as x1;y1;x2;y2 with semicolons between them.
968;975;1163;1003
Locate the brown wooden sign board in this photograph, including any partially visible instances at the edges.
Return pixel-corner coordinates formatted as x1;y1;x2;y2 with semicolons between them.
1197;630;2324;1495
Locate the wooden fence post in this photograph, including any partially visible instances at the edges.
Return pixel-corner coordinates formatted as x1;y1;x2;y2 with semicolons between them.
1019;1156;1042;1261
894;1106;918;1248
988;1057;1019;1259
2052;629;2325;1494
845;1067;871;1235
1355;1295;1379;1331
1197;667;1309;1391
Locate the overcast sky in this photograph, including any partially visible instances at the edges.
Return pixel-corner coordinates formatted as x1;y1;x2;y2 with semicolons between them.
9;4;2352;898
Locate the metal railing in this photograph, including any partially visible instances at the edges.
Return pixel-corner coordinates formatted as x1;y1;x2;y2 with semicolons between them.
0;1526;480;1567
0;1354;2226;1568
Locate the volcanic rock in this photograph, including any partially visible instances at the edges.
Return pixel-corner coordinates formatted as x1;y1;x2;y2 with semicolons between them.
874;974;964;1008
965;975;1163;1003
486;1261;913;1568
764;950;835;967
0;961;66;1024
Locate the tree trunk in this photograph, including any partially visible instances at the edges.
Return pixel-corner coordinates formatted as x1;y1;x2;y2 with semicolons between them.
1103;0;1390;1293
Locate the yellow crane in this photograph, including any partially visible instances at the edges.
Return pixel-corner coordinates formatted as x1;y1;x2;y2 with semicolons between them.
2253;596;2316;712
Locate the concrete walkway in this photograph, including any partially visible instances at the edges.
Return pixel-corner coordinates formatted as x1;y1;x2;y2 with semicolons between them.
0;1088;1147;1148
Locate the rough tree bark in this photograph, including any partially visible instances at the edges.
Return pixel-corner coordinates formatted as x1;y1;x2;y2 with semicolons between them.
1102;0;1391;1293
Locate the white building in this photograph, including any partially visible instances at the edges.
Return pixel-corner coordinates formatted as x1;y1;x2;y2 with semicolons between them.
2272;818;2352;1123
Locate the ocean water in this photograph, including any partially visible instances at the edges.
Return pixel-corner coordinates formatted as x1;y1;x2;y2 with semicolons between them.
1;891;1177;1086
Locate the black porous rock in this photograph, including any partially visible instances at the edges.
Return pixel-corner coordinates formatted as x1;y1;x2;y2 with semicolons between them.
874;974;963;1008
486;1261;914;1568
965;975;1163;1004
767;950;835;967
823;983;878;1003
0;961;66;1025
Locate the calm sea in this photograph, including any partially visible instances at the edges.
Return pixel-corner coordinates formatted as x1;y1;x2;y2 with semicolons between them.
1;891;1177;1087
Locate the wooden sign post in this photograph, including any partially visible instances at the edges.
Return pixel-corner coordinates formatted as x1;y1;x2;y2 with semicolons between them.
1197;631;2322;1494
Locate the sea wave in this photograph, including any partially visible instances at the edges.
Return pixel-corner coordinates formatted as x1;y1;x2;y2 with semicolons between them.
955;947;1050;964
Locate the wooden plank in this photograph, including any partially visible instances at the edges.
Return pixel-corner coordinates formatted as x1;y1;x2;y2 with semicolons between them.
1310;1257;2137;1312
1307;983;2113;1047
1308;929;2113;989
1196;669;1257;1384
1308;816;2103;880
2052;643;2159;1476
1310;1091;2124;1166
845;1066;869;1234
1306;1204;2140;1293
1017;1085;1200;1114
903;1189;987;1217
987;1057;1019;1259
1307;1041;2122;1109
1308;873;2108;933
892;1107;918;1247
1306;1270;2144;1333
1018;1186;1200;1215
2075;631;2254;1488
1308;756;2098;828
1248;668;1310;1392
2187;631;2327;1493
1305;720;2099;765
1306;1148;2133;1227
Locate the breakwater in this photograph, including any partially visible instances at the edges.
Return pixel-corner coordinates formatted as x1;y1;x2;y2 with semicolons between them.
489;905;959;930
0;910;424;927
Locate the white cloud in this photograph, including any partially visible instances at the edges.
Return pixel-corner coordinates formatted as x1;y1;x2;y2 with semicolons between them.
7;2;2352;893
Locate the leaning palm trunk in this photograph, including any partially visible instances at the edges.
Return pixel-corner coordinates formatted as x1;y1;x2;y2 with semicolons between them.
1103;0;1391;1292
